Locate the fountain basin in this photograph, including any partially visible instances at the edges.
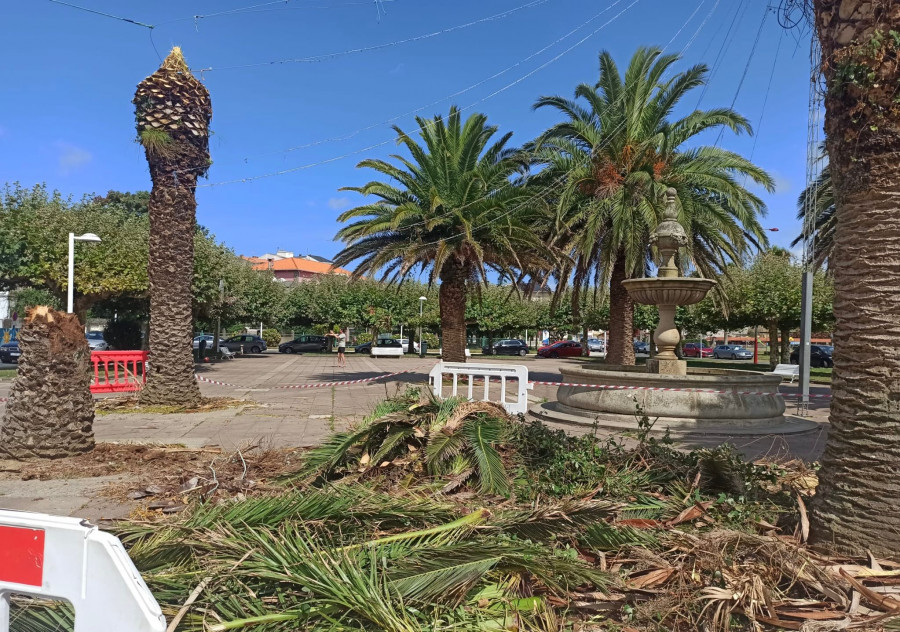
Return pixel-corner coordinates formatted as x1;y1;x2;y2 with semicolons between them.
527;364;818;437
621;278;716;306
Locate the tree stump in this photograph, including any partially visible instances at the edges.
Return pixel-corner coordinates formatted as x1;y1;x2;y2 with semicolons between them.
0;307;95;459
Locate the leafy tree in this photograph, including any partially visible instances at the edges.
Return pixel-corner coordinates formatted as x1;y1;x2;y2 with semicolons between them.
530;46;773;365
334;107;549;362
0;183;149;320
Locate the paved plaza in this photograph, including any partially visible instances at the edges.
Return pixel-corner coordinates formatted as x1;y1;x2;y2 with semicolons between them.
0;352;831;519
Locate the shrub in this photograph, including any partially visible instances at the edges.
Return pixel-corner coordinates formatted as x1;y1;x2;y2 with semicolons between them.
262;328;281;348
103;319;143;350
355;332;373;345
423;332;440;349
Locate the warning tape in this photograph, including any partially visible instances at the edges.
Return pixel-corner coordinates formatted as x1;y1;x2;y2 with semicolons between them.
195;370;410;390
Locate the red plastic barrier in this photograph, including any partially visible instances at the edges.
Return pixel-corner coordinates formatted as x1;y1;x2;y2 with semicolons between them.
90;351;148;394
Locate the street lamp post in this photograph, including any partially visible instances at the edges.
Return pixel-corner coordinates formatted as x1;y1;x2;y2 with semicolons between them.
418;296;427;358
67;232;101;314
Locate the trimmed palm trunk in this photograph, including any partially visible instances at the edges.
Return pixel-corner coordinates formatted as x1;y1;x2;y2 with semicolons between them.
810;0;900;555
606;251;636;365
134;47;210;406
0;307;94;458
440;260;469;363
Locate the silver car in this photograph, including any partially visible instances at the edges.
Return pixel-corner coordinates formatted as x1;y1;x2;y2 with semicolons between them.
85;331;108;351
713;344;752;360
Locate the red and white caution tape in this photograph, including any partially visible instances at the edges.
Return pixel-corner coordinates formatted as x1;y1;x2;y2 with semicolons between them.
195;370;410;390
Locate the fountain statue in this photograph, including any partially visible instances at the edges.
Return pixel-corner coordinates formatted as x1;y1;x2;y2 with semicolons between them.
532;189;815;438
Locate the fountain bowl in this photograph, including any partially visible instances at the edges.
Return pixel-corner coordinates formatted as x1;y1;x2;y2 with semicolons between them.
621;277;716;306
530;363;818;438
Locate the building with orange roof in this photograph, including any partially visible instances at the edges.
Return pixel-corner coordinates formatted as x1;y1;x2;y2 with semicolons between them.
243;252;352;284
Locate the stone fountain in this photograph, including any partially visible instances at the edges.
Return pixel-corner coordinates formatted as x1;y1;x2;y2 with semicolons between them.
532;189;814;437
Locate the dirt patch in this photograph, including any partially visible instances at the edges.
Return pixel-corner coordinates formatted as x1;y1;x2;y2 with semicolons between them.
94;395;252;415
0;443;307;515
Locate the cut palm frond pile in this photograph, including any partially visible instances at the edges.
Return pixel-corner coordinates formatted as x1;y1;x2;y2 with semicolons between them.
12;389;900;631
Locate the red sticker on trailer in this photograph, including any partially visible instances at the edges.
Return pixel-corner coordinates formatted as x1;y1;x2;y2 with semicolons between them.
0;525;45;586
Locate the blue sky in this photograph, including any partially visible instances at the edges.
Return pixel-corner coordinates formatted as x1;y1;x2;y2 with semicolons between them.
2;0;814;261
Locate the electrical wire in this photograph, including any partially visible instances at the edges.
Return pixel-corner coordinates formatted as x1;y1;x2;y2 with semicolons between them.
694;0;748;108
713;4;769;146
156;0;399;26
46;0;154;28
240;0;630;162
746;30;783;165
194;0;553;72
197;0;641;187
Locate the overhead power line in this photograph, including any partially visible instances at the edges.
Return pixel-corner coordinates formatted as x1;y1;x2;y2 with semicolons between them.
241;0;631;162
47;0;154;29
197;0;642;187
194;0;553;72
713;4;770;146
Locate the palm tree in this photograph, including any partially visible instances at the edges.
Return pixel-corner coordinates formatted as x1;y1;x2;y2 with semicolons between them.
530;47;774;365
134;48;211;406
791;164;835;272
0;307;94;458
333;107;548;363
809;2;900;556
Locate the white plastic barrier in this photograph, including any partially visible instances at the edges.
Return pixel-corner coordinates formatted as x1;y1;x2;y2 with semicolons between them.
0;510;166;632
429;361;532;415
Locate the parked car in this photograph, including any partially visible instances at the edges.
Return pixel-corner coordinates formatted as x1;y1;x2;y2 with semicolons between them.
482;339;529;356
85;331;108;351
279;335;327;354
221;335;267;354
355;338;404;355
397;338;420;353
537;340;583;359
587;338;605;353
790;344;833;368
0;341;20;363
713;344;753;360
633;341;650;354
192;335;215;350
682;343;714;358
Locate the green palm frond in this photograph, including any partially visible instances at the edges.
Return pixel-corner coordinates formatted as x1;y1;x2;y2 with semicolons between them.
462;418;510;496
581;521;660;551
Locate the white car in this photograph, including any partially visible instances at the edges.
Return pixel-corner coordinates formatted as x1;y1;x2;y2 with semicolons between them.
85;331;108;351
192;335;215;350
397;338;420;352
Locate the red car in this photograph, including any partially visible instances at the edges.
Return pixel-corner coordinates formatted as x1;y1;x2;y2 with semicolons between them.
537;340;583;358
682;343;714;358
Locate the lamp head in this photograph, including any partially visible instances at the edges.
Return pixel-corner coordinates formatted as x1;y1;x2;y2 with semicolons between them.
419;296;427;301
75;233;102;243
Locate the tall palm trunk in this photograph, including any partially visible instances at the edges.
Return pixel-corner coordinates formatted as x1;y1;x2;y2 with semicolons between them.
0;307;94;458
440;260;468;363
134;48;211;406
810;0;900;555
606;251;635;365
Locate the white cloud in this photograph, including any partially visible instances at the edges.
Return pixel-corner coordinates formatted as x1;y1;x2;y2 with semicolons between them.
328;197;351;210
55;141;92;175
